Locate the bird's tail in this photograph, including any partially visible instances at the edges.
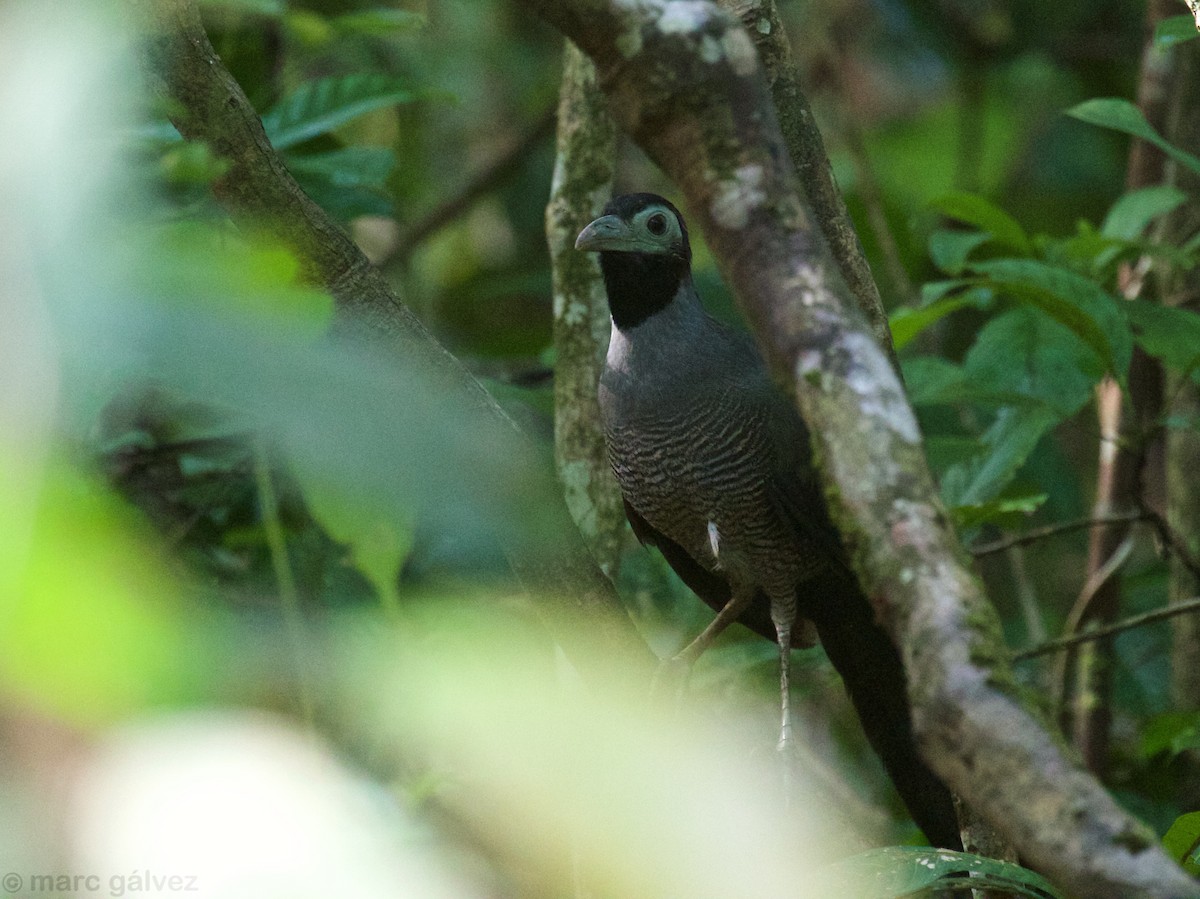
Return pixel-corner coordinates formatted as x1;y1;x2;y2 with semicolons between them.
806;572;962;851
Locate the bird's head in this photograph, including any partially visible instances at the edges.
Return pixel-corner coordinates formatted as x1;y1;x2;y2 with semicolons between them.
575;193;693;330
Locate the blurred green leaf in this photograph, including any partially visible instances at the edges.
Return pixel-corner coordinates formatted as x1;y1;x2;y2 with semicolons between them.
198;0;284;12
820;846;1063;898
1068;98;1200;177
333;9;426;36
0;458;208;726
891;284;993;350
891;296;971;350
1102;186;1187;240
159;140;230;185
262;74;417;150
902;356;966;405
1163;812;1200;876
968;258;1132;380
953;493;1048;530
144;223;335;339
289;463;414;612
1154;15;1199;48
1141;711;1200;759
284;147;396;190
930;192;1033;255
928;228;992;275
1126;300;1200;374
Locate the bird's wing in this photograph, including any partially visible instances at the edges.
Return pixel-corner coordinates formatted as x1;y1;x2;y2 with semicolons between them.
622;498;781;642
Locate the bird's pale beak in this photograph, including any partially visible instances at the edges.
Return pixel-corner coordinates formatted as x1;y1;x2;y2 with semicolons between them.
574;214;633;252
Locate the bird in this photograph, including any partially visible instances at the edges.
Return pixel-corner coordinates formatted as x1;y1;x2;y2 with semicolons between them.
575;192;961;850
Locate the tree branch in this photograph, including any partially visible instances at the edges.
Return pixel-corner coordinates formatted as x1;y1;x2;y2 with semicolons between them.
514;1;1197;894
546;42;626;577
1016;596;1200;662
132;0;656;681
387;104;558;265
719;0;896;363
969;511;1148;558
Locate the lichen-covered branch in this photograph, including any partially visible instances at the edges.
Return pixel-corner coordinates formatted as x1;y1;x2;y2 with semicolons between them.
514;0;1196;894
719;0;896;362
547;42;626;578
132;0;655;680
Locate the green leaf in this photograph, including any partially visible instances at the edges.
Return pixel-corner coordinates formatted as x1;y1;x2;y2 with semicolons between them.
890;295;972;350
284;147;396;190
262;74;417;149
901;356;967;405
891;283;992;350
1163;811;1200;876
1126;301;1200;373
1141;712;1200;759
953;493;1048;530
819;847;1063;898
145;223;335;339
1102;186;1187;240
289;464;415;613
1068;98;1200;178
937;307;1102;507
943;406;1059;508
0;457;209;726
198;0;284;13
968;258;1132;380
964;306;1102;413
928;228;992;275
333;9;426;36
929;192;1032;255
1154;15;1199;48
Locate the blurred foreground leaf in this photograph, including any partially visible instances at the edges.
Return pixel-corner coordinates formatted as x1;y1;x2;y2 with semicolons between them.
0;456;212;725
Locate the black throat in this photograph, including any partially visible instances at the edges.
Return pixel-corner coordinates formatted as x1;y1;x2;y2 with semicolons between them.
598;250;690;331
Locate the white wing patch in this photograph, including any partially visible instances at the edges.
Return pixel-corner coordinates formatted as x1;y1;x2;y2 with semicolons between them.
707;520;720;560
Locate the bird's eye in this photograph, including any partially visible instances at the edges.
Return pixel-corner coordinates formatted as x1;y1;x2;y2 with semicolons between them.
646;213;668;236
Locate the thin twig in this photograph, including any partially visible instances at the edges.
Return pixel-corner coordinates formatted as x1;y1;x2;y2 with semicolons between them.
1141;501;1200;585
969;511;1148;557
386;104;557;263
253;436;316;729
1015;596;1200;661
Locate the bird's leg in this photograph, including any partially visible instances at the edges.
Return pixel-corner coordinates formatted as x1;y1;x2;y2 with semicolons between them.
674;587;754;666
770;594;797;753
652;588;754;703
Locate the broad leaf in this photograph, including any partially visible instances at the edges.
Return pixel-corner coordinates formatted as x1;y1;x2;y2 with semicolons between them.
1126;301;1200;374
902;356;967;405
891;294;974;350
1102;186;1187;240
1068;98;1200;177
285;147;396;189
930;192;1032;255
938;308;1101;507
1163;812;1200;876
943;406;1059;509
1155;15;1199;48
928;228;991;275
199;0;284;12
819;847;1063;898
262;74;417;149
968;258;1132;380
289;462;415;612
333;9;426;36
953;492;1048;530
1141;711;1200;759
